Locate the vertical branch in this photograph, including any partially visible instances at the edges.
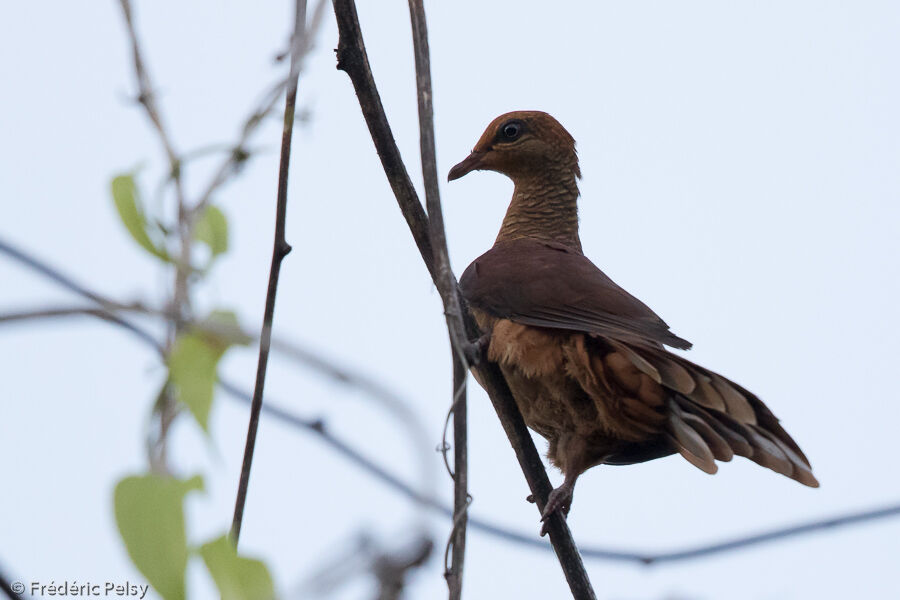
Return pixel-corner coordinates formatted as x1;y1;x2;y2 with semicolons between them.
405;0;466;347
404;1;470;597
117;0;190;473
331;0;597;597
446;352;468;600
230;0;306;545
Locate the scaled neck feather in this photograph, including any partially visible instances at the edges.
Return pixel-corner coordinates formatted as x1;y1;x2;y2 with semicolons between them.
495;169;581;252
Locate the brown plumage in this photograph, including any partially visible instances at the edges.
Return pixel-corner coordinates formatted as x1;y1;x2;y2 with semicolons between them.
449;111;817;532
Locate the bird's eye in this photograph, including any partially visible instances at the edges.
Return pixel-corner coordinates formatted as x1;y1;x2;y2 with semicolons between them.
500;121;522;141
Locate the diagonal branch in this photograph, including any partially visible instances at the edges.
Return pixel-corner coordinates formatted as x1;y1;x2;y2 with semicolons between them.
230;0;306;545
118;0;182;189
331;1;596;597
329;3;434;278
0;566;20;600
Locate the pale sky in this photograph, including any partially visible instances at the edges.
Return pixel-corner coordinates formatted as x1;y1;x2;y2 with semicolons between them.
2;1;899;599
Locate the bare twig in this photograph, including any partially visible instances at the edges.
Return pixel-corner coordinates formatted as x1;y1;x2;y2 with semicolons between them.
118;0;193;473
0;239;165;352
192;0;329;219
444;353;468;599
403;1;470;596
117;0;183;195
293;532;432;599
0;305;142;325
271;336;437;500
230;0;306;545
0;302;437;504
4;235;900;566
372;536;434;600
0;564;21;600
331;1;596;596
406;0;469;355
329;2;434;278
117;0;191;299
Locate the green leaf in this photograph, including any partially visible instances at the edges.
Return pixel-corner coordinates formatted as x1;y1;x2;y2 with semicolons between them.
167;332;226;431
111;174;169;261
114;474;203;600
200;535;276;600
197;310;253;346
194;205;229;257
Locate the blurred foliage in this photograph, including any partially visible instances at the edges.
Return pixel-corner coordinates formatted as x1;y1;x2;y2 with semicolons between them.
110;173;274;597
200;535;276;600
114;474;203;600
167;331;227;432
111;174;170;261
194;205;229;259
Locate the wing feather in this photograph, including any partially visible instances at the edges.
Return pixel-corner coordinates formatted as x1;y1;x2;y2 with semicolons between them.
460;239;691;349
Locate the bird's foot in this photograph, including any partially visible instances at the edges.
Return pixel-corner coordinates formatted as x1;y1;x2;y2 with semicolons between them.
464;332;491;365
526;484;574;537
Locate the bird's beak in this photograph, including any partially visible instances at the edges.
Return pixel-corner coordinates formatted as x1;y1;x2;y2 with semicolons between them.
448;151;486;182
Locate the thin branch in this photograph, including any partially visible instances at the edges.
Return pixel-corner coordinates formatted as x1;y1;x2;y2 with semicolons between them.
403;1;470;596
0;302;437;503
294;532;433;599
4;236;900;566
0;565;21;600
372;536;434;600
0;239;165;352
405;0;469;355
271;336;436;499
0;305;140;325
117;0;183;194
331;1;596;596
329;0;434;279
230;0;305;545
444;353;468;599
117;0;191;301
191;0;329;219
118;0;192;474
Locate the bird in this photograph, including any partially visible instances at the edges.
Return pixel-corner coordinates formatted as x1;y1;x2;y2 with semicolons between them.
448;111;818;533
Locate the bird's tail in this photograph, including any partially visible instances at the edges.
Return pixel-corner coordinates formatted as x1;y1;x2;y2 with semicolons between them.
633;347;819;488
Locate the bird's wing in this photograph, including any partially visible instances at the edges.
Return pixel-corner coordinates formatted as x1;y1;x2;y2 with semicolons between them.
459;238;692;350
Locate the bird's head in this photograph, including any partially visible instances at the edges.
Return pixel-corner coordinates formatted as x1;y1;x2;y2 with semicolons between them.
448;111;580;183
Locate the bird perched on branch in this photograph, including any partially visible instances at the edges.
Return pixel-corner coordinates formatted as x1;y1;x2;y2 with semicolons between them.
448;111;817;534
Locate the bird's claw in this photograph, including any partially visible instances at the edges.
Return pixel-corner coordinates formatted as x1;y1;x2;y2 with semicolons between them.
464;332;491;365
541;487;572;520
526;487;573;536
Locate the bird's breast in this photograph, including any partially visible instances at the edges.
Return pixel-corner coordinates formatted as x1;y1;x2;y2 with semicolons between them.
470;310;666;446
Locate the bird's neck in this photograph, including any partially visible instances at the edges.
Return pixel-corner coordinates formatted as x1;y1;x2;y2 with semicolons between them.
495;171;581;251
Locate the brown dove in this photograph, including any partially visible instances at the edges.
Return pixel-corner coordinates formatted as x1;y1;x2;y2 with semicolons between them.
448;111;818;532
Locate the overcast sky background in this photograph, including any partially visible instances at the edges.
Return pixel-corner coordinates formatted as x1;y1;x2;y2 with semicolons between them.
2;1;899;598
